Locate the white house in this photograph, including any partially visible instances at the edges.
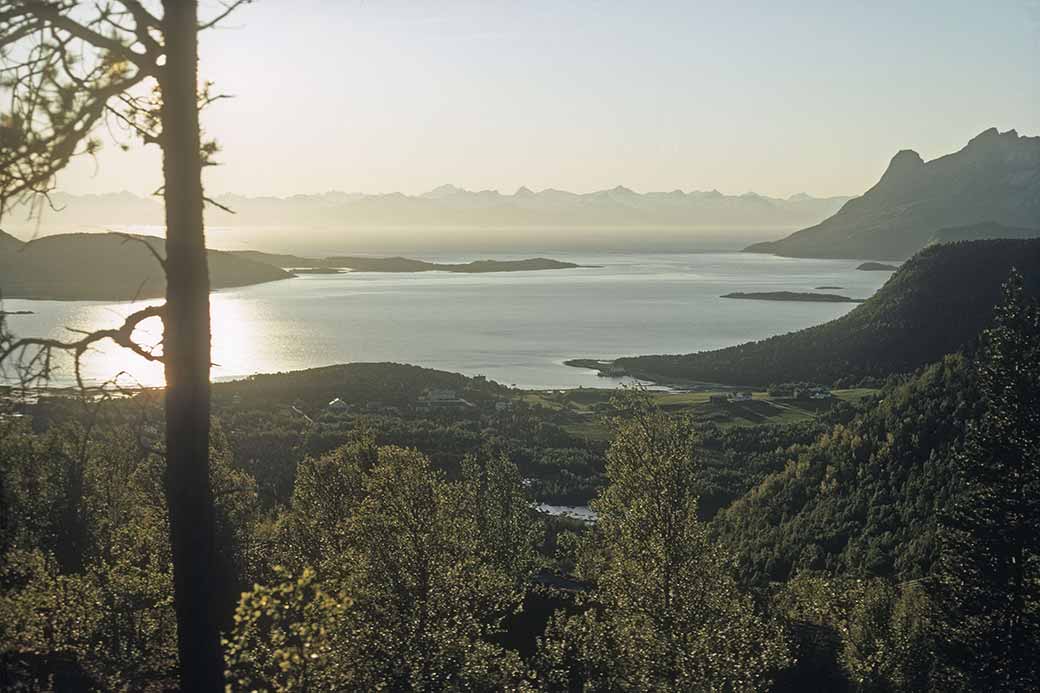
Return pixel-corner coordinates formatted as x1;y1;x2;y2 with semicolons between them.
809;387;832;400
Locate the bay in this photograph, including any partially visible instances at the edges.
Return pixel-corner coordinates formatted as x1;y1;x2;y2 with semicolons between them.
0;251;891;389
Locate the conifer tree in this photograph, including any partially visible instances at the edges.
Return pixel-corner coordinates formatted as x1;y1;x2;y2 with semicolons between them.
935;269;1040;691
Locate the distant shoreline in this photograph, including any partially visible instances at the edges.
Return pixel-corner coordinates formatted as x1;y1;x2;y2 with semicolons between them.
233;251;597;274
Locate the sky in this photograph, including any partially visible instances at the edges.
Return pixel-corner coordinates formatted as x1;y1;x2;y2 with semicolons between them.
56;0;1040;199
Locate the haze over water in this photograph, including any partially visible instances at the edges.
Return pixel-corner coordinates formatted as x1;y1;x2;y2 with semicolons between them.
3;251;890;389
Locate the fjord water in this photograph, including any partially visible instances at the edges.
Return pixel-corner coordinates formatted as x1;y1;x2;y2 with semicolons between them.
3;252;891;389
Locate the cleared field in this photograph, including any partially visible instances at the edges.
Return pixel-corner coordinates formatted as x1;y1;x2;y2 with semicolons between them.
524;387;880;440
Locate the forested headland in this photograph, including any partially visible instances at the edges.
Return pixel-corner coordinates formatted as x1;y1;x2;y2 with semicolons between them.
583;239;1040;387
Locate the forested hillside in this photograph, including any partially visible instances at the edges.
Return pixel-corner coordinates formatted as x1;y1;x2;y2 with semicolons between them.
715;354;979;583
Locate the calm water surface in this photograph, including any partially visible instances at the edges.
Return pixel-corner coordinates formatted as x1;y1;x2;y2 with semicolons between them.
2;252;891;389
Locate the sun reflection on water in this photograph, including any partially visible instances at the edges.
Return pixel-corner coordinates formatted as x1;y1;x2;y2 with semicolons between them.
8;293;259;389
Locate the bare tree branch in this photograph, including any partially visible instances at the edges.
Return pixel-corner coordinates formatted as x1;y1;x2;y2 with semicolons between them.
203;195;233;214
23;1;151;70
197;0;252;31
114;229;168;269
0;303;165;389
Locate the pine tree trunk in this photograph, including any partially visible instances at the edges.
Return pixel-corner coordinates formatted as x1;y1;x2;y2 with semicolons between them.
160;1;223;689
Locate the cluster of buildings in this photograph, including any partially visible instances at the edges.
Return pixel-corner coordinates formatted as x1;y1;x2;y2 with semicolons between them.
708;386;833;405
709;391;754;404
794;385;833;400
318;388;514;418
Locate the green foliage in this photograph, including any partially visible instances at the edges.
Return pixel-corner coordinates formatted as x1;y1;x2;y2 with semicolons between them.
5;288;1038;691
234;442;539;691
0;418;258;690
0;438;179;690
223;567;352;693
213;363;608;509
538;393;790;691
338;446;532;690
777;575;937;692
461;452;543;583
715;354;980;583
932;270;1040;691
274;432;374;577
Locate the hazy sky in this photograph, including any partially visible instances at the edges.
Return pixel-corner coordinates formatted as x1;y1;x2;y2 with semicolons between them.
57;0;1040;199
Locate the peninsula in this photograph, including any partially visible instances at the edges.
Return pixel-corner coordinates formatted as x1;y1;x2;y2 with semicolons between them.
857;262;898;271
0;231;291;301
567;239;1040;387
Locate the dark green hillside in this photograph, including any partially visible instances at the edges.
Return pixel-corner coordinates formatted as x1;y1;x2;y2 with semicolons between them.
714;354;980;584
215;361;508;409
603;239;1040;386
0;232;291;300
927;221;1040;245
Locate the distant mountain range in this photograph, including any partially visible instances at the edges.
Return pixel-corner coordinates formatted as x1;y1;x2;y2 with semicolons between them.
5;186;851;233
0;231;290;301
571;238;1040;386
746;128;1040;259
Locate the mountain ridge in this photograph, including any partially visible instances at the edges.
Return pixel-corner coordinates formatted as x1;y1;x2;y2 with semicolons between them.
745;128;1040;259
3;186;852;234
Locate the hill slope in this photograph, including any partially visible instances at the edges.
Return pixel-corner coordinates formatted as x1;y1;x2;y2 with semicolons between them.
715;354;981;583
745;129;1040;259
588;239;1040;386
926;221;1040;246
0;232;292;300
0;230;24;255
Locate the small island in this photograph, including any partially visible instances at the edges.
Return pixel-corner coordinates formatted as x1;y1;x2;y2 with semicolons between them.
0;310;35;316
721;291;864;303
289;267;345;274
815;285;844;290
857;262;899;271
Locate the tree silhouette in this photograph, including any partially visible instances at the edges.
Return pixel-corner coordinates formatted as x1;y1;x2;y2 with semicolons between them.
0;2;251;689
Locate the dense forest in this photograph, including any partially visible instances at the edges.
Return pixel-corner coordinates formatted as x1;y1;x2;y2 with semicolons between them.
2;272;1038;691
